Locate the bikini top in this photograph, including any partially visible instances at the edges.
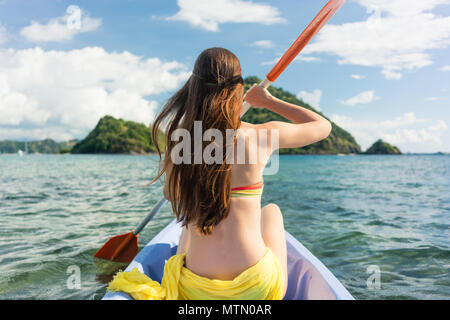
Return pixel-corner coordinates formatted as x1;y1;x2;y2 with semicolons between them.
231;180;264;198
197;179;264;234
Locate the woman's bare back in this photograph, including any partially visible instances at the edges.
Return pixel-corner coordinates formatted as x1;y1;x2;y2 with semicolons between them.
183;121;272;280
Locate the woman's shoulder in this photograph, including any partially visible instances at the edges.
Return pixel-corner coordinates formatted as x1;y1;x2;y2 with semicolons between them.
238;121;278;145
239;121;255;129
233;122;275;165
240;121;279;131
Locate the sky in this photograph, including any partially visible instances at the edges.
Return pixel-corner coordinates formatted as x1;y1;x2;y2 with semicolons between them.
0;0;449;153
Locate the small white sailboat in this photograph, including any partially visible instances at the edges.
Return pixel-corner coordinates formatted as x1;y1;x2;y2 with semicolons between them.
18;142;28;156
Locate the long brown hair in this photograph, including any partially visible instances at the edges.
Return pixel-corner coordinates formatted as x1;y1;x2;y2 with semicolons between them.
151;47;244;235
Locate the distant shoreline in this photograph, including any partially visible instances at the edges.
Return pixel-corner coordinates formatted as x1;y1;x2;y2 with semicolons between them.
2;152;448;156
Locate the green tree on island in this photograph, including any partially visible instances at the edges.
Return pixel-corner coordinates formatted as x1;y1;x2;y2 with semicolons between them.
242;76;361;154
364;139;402;155
71;116;163;154
1;77;383;155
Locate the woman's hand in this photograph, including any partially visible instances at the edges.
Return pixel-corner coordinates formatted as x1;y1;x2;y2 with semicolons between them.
244;84;274;109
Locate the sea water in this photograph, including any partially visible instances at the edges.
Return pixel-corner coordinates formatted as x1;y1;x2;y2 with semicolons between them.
0;154;448;299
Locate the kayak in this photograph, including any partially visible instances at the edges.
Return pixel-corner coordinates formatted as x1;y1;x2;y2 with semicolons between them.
102;219;354;300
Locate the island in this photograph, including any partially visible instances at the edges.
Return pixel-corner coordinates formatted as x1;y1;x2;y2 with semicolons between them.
364;139;402;155
1;76;386;155
71;116;163;154
0;139;78;154
242;76;361;154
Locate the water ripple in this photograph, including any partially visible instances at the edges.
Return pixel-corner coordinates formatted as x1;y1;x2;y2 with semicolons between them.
0;154;448;299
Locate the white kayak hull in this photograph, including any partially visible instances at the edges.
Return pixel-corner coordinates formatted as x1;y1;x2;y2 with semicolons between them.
103;219;354;300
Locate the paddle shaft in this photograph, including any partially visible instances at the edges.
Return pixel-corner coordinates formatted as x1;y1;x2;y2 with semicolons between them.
241;0;346;115
133;198;168;235
134;0;346;234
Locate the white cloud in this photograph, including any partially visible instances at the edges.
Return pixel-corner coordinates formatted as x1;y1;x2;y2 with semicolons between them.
350;74;365;80
0;47;190;141
341;90;380;106
0;126;81;142
381;69;403;80
0;24;7;45
261;54;320;66
251;40;274;49
429;120;448;132
260;58;277;66
425;97;440;101
167;0;286;32
331;112;448;152
379;112;426;128
20;6;101;43
442;65;450;71
356;0;450;17
296;89;322;110
295;55;321;62
303;0;450;79
381;124;448;146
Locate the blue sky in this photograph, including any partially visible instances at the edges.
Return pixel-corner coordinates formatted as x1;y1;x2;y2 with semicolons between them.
0;0;449;152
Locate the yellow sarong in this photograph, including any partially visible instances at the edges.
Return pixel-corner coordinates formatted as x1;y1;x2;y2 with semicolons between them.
107;248;284;300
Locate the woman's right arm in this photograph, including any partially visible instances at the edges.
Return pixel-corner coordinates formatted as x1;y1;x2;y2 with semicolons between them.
244;85;332;149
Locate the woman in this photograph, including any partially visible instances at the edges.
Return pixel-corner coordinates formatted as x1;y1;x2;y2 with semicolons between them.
107;47;331;300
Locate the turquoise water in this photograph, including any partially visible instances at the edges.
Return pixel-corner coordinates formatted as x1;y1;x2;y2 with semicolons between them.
0;154;448;300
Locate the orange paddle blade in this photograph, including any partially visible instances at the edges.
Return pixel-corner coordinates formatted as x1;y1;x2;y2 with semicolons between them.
94;232;139;263
266;0;346;82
